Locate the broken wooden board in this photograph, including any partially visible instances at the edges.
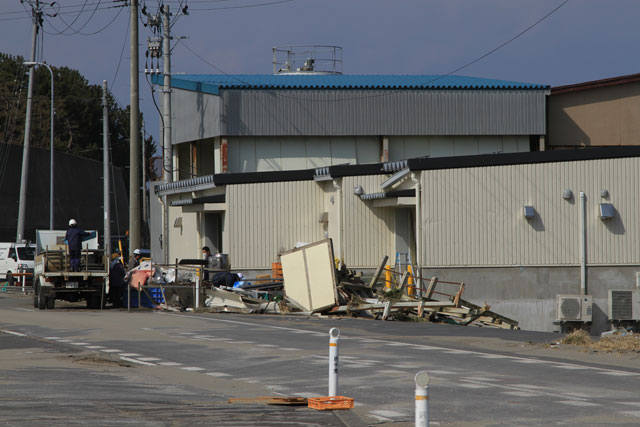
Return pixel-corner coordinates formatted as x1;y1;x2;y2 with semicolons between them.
228;396;308;406
280;239;338;313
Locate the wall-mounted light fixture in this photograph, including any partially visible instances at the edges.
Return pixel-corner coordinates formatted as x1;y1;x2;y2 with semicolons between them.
523;206;535;218
599;203;614;220
562;189;573;200
353;185;364;196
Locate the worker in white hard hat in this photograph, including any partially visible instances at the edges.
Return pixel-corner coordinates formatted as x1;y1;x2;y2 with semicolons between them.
127;248;142;271
65;219;89;272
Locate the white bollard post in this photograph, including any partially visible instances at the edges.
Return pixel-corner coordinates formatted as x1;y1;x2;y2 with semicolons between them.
20;267;26;293
415;371;430;427
195;273;200;309
329;327;340;396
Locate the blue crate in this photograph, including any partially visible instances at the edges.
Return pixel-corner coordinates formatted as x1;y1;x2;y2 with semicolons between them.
124;287;165;308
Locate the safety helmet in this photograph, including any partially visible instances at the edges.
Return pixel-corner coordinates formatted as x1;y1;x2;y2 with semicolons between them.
133;249;141;255
68;219;77;226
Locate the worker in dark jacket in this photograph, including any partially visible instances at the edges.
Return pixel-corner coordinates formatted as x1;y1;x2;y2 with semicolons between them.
65;219;90;272
109;253;126;308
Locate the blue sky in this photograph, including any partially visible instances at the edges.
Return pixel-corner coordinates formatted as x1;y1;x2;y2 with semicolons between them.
1;0;639;149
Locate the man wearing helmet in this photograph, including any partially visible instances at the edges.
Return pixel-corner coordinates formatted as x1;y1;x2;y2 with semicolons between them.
65;219;90;272
128;248;142;271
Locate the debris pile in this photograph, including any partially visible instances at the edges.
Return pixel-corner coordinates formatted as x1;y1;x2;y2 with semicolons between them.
132;239;519;329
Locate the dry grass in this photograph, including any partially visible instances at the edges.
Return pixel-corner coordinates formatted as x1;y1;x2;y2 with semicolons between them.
560;329;640;353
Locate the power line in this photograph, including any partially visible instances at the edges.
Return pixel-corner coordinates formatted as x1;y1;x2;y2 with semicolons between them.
177;0;568;104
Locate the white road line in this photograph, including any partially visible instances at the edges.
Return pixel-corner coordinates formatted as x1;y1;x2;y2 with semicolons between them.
257;344;277;347
385;342;408;347
137;357;161;362
597;371;633;376
444;350;475;355
15;308;34;312
118;353;141;357
86;346;105;349
558;401;600;407
231;341;255;345
477;354;511;359
119;357;156;366
280;348;300;351
181;367;205;371
70;342;90;346
621;411;640;418
458;383;490;389
100;349;122;353
205;372;230;377
44;337;61;340
427;370;458;375
552;364;588;370
466;377;500;382
512;359;546;364
411;345;439;350
0;329;26;337
157;362;182;366
501;391;540;397
57;339;73;343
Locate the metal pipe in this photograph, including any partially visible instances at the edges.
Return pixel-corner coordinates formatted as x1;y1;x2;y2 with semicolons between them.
580;191;587;295
328;328;340;396
332;179;343;262
16;4;40;243
414;371;430;427
411;172;422;297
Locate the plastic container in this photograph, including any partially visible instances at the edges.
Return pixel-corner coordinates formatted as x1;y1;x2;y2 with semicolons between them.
307;396;354;411
124;287;165;308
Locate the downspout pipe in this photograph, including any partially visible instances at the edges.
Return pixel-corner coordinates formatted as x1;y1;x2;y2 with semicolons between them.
411;172;422;294
580;191;586;295
332;179;343;263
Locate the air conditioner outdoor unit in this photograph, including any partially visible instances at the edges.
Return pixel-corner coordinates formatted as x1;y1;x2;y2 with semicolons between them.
556;294;593;322
608;290;640;321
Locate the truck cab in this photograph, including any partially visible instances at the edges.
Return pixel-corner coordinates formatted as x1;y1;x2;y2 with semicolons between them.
0;243;35;285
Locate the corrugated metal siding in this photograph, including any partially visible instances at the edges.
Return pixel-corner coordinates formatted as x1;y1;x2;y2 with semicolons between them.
420;157;640;266
221;89;546;136
342;175;396;268
227;181;324;269
171;89;221;144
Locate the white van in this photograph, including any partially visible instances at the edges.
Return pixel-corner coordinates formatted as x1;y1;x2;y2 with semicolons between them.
0;243;36;284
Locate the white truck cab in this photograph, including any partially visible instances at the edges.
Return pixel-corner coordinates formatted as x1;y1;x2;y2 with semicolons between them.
0;243;36;283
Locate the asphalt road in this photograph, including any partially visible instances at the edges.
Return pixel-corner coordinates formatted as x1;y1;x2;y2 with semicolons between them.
1;292;640;426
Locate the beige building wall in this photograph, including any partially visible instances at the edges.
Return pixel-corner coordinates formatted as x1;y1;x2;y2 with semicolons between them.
420;157;640;267
549;82;640;147
389;135;529;160
167;204;200;263
227;136;380;172
227;181;325;269
342;175;396;268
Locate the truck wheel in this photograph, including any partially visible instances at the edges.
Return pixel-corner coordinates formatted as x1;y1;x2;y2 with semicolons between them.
7;271;14;287
33;289;39;308
38;286;46;310
46;296;55;309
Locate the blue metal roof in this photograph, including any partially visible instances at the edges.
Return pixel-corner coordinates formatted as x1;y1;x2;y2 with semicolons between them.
154;74;548;94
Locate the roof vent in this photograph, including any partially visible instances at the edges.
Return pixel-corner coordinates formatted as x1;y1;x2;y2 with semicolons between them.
273;45;342;75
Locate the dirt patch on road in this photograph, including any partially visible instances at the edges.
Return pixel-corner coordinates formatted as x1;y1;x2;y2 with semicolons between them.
68;352;134;368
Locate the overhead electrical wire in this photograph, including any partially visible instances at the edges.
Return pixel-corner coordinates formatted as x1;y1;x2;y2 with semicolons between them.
176;0;569;104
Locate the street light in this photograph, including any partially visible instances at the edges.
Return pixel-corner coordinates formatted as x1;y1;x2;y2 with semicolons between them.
24;61;54;230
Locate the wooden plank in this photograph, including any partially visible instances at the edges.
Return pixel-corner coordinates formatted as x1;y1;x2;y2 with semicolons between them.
424;277;438;299
368;255;389;288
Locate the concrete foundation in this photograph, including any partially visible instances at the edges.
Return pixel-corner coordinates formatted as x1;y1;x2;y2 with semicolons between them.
420;266;640;334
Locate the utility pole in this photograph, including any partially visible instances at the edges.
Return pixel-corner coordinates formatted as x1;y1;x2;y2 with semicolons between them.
16;0;40;243
162;5;172;264
102;81;111;257
129;0;141;253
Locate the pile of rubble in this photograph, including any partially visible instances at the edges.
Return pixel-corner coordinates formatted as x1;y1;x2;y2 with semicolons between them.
133;239;519;330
